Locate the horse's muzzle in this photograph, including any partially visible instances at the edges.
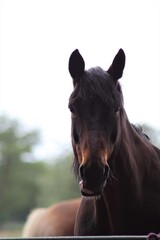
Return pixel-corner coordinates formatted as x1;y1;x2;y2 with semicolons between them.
79;163;109;197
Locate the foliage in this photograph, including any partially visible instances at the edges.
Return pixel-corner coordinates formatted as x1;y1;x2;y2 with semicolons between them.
0;115;80;223
0;115;42;222
36;155;80;207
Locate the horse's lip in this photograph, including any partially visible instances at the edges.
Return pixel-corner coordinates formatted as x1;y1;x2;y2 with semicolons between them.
79;180;101;197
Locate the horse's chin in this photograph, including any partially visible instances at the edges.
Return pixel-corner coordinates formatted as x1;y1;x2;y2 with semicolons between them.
81;190;101;198
79;180;102;197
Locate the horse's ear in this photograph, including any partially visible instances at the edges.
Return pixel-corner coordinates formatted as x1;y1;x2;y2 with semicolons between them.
69;49;85;84
107;49;125;81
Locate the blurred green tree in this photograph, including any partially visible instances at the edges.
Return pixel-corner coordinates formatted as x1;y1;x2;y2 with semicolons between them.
36;155;80;207
0;115;43;222
0;115;80;223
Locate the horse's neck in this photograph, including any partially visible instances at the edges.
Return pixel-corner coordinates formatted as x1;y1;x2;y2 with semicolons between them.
102;112;160;234
103;116;160;229
106;117;148;205
102;171;137;234
103;128;142;234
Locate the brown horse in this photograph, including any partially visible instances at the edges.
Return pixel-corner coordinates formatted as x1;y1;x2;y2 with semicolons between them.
22;198;80;237
68;49;160;235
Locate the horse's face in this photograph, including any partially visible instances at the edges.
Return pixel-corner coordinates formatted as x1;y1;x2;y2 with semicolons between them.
69;93;118;197
68;49;125;197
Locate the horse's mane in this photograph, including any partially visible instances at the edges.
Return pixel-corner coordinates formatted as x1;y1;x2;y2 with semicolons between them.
70;67;160;199
116;108;160;199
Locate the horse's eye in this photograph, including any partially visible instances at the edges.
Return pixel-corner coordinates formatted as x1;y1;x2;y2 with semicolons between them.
68;104;75;114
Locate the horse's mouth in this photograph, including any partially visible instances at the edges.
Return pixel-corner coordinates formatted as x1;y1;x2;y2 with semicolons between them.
79;180;102;197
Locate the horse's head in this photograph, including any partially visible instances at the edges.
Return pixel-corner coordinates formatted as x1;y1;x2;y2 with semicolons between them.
68;49;125;197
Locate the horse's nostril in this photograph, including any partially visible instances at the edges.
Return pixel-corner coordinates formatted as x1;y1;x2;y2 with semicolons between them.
79;165;85;180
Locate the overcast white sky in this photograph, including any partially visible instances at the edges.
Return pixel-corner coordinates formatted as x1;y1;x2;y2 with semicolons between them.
0;0;160;159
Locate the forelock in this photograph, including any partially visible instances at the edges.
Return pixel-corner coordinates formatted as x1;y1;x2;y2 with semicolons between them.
71;67;123;109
